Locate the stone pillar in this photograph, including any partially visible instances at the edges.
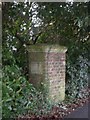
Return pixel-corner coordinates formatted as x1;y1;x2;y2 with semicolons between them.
27;44;67;103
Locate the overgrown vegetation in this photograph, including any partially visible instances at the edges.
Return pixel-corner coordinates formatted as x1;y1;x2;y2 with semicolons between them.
2;59;52;118
2;2;89;118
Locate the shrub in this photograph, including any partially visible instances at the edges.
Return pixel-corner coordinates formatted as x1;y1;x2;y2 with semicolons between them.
66;55;88;100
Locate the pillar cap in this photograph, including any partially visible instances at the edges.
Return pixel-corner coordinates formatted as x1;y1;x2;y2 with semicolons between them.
27;44;67;53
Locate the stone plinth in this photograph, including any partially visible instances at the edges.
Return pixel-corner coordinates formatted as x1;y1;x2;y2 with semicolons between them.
27;44;67;103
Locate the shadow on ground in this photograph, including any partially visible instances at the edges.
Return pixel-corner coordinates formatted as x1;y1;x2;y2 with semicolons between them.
64;102;89;119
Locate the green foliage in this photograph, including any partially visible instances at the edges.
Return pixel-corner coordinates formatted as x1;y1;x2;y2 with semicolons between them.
66;54;88;99
38;2;89;44
2;63;31;117
65;40;89;99
2;63;52;118
2;2;31;78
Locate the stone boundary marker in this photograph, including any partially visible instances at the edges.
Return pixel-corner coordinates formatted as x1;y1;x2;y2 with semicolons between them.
27;44;67;103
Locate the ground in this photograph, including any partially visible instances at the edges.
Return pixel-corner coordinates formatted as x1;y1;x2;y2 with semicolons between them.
64;102;89;119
